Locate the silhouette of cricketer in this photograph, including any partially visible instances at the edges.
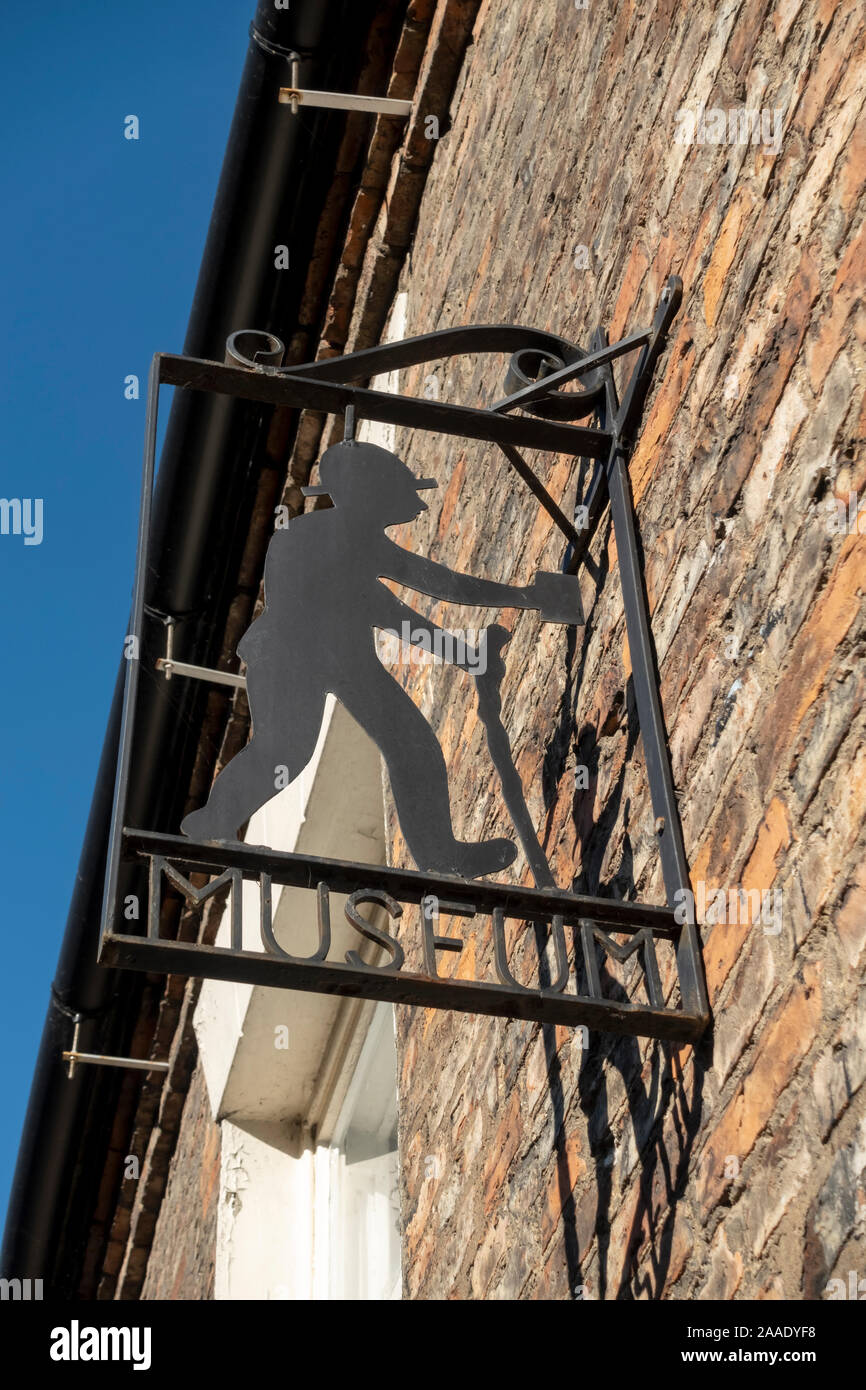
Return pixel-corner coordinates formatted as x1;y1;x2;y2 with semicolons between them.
181;441;584;879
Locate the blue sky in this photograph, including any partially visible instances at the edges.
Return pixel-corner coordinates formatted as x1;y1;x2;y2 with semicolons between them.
0;1;250;1232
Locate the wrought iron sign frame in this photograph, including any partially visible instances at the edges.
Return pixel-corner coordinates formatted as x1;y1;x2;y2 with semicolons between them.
99;273;710;1043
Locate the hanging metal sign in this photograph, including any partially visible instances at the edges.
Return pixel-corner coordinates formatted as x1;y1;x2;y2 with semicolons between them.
99;275;709;1041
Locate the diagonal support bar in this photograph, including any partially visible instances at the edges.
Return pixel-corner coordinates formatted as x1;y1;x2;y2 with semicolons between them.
592;279;709;1025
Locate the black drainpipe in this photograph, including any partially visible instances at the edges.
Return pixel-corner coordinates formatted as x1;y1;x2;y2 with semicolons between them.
1;0;379;1295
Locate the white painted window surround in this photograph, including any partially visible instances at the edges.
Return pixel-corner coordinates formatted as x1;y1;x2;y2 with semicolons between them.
194;297;410;1302
327;1004;401;1300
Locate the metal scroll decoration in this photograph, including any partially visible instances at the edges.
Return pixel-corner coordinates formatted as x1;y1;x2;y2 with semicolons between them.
98;275;710;1041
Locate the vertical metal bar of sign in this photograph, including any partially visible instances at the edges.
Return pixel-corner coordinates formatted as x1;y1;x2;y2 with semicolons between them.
98;356;161;955
599;326;709;1024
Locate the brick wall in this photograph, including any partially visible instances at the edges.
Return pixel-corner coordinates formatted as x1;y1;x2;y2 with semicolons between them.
383;0;866;1298
140;1061;219;1300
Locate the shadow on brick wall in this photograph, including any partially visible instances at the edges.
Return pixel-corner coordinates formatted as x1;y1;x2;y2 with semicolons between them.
534;550;711;1299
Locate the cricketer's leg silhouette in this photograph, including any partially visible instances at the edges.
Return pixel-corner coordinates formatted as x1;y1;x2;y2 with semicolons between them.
334;658;517;880
182;651;517;878
180;666;326;843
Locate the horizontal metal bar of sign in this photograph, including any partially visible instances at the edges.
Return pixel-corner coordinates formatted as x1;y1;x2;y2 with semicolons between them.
100;934;705;1041
155;355;614;459
121;830;680;936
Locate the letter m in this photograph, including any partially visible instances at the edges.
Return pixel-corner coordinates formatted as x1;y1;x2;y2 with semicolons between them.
727;108;755;145
101;1328;129;1361
580;923;664;1007
149;857;243;950
0;1279;22;1300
